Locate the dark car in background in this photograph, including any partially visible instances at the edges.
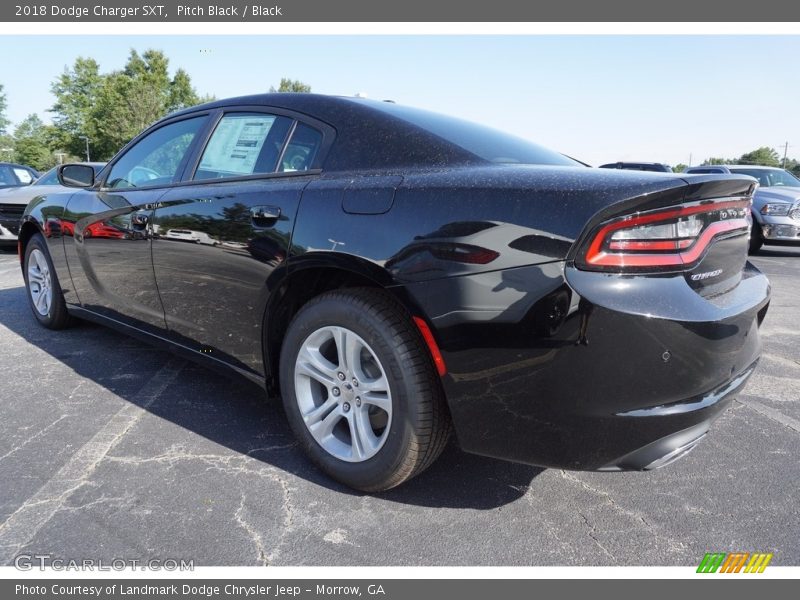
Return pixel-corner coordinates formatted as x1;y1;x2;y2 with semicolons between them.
684;164;800;253
599;162;673;173
18;94;769;491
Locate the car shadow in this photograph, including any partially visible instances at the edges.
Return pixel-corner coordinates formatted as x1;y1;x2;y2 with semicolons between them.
0;285;542;509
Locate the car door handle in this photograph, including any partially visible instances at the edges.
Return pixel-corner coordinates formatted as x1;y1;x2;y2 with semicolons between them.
251;206;281;227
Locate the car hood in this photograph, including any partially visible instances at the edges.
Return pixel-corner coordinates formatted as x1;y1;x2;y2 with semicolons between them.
0;184;65;204
755;186;800;204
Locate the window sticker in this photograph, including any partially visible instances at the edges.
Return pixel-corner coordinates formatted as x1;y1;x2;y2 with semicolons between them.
13;168;33;184
199;115;276;175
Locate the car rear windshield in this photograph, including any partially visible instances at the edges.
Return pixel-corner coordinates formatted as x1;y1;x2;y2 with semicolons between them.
364;102;580;167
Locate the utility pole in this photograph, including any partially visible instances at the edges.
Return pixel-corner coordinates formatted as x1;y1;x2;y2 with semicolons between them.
79;136;90;162
782;142;789;169
688;153;692;167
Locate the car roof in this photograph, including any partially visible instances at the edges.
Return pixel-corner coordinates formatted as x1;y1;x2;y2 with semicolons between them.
171;93;487;170
689;164;782;170
0;162;36;169
172;92;391;118
42;162;106;170
600;162;667;166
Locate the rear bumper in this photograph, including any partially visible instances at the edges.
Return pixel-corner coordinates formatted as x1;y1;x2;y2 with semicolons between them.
400;261;770;471
598;361;756;470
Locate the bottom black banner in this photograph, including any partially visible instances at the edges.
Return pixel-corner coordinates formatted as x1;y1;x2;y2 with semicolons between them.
1;579;795;600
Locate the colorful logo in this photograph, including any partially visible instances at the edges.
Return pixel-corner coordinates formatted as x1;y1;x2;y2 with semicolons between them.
697;552;773;573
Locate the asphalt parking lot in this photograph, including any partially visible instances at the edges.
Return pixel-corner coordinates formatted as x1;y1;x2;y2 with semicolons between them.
0;246;798;567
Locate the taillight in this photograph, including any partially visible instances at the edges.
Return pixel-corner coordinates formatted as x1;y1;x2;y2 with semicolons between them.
578;198;751;272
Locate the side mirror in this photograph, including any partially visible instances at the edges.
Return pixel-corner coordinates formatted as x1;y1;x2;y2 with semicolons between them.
58;164;95;188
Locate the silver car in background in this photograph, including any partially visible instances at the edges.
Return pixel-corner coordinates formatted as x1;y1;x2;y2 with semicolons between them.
684;164;800;253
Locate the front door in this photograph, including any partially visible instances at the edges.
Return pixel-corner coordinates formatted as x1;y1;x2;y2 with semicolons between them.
63;115;210;335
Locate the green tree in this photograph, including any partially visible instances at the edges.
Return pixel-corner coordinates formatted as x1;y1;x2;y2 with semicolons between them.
701;157;732;166
0;85;12;161
13;114;53;171
0;84;10;135
738;146;780;167
270;78;311;93
672;163;687;173
50;50;203;161
49;57;103;159
90;50;203;158
785;158;800;176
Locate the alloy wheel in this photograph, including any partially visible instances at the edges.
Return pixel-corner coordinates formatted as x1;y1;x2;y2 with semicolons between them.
27;248;52;317
293;326;392;462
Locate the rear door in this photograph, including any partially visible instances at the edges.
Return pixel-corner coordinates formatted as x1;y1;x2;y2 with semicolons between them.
151;109;331;377
63;114;211;335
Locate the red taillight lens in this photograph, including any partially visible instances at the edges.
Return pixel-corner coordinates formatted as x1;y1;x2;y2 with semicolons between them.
579;198;751;271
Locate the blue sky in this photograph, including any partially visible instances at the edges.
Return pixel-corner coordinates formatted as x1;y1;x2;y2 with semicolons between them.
1;35;798;166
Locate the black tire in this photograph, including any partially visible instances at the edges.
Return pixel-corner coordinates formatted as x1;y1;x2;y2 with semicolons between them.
749;217;764;254
22;233;71;329
279;288;451;492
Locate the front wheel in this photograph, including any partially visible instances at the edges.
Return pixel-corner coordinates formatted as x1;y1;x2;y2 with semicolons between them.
23;234;71;329
279;289;451;491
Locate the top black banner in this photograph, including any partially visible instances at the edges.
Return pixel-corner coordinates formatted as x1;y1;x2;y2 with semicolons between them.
3;0;800;22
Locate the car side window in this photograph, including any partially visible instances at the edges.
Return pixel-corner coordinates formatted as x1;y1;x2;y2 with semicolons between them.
106;117;206;190
194;113;293;180
279;123;323;172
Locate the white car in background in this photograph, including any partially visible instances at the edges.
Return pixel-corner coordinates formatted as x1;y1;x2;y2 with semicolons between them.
163;229;218;245
0;163;106;248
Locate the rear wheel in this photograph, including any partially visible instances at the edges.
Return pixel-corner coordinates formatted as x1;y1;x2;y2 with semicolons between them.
749;217;764;254
279;288;450;491
23;234;71;329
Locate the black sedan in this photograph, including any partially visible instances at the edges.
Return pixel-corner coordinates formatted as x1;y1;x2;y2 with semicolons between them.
19;94;769;491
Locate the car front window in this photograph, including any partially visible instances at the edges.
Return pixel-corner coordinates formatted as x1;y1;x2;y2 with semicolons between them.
106;117;206;189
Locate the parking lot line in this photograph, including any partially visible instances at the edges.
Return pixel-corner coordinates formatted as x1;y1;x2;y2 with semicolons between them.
738;398;800;434
0;359;184;563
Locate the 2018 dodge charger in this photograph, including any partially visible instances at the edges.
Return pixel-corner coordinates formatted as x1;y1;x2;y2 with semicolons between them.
19;94;770;491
